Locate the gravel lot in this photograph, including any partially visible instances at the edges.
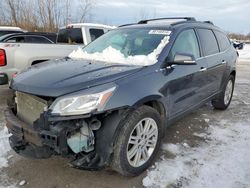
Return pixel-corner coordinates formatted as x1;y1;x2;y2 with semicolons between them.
0;54;249;188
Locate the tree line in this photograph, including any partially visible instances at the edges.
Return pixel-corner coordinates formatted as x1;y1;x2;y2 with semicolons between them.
228;33;250;41
0;0;94;32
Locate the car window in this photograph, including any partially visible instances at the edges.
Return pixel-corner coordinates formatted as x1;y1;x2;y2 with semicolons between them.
169;29;200;59
57;28;84;44
25;36;52;44
89;29;105;42
214;31;231;51
197;29;219;56
6;36;25;43
83;28;168;57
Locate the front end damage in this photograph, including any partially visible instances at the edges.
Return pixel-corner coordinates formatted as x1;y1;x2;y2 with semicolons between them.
5;91;128;170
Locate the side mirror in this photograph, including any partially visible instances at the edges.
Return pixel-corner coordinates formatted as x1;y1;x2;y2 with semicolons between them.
170;53;196;65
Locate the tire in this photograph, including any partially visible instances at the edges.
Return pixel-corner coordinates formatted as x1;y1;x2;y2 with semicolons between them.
111;105;164;176
212;75;235;110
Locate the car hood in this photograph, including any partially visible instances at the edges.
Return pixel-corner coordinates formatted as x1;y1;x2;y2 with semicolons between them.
11;58;143;97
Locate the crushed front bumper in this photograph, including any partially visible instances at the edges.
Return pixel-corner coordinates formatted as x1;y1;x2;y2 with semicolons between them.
4;108;53;158
4;107;125;170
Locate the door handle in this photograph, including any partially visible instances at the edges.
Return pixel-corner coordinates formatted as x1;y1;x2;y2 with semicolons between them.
221;60;227;64
199;67;207;72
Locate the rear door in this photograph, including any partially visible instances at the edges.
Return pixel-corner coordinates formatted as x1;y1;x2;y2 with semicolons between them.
213;30;232;87
166;29;208;116
196;28;225;96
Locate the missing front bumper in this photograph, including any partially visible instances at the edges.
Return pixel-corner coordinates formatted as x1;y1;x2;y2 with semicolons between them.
4;108;53;158
4;107;118;170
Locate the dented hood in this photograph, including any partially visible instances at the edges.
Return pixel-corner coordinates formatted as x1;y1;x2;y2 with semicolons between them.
11;58;142;97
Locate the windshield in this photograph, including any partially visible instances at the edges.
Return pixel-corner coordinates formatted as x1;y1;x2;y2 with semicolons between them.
69;28;171;66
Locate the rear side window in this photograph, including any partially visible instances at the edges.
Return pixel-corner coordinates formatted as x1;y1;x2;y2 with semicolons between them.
6;36;25;43
214;31;231;51
25;36;52;44
57;28;84;44
169;29;200;59
89;29;104;42
197;29;219;56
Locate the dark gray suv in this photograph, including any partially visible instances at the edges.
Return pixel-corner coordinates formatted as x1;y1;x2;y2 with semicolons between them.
5;17;237;176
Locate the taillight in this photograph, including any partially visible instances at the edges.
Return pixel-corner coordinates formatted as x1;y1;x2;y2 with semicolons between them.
0;49;6;66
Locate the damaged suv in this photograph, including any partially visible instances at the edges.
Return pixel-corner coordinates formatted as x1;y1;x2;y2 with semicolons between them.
5;17;237;176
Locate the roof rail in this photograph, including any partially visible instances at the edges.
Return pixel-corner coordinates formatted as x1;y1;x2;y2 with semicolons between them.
119;23;137;27
203;21;214;25
138;17;196;24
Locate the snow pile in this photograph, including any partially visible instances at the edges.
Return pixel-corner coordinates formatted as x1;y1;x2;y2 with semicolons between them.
0;126;11;168
238;44;250;60
143;121;250;188
69;36;170;66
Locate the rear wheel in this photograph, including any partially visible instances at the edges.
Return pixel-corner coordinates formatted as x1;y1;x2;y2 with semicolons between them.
212;75;235;110
111;106;163;176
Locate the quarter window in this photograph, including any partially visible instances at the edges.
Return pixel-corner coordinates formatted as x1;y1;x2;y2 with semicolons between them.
214;31;231;51
197;29;219;56
25;36;52;44
169;29;200;59
6;36;25;43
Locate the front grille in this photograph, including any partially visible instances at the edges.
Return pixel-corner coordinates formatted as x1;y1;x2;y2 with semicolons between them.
16;92;48;125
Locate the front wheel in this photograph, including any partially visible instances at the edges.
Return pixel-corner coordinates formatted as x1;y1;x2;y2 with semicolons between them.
212;75;235;110
111;106;164;176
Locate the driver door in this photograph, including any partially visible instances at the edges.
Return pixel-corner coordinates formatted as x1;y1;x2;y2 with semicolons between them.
164;29;209;117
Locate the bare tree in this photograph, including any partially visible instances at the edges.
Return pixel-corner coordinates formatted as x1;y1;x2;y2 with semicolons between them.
78;0;94;22
0;0;95;32
6;0;21;26
0;1;7;25
64;0;71;25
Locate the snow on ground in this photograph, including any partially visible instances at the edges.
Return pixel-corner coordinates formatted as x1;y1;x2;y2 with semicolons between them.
0;123;11;168
143;120;250;188
69;36;170;66
0;123;15;188
238;44;250;61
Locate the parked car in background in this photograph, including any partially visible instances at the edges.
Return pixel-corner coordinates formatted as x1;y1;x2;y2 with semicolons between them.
57;23;115;44
29;32;58;43
233;41;244;50
0;26;24;37
5;17;237;176
0;23;114;84
0;33;55;44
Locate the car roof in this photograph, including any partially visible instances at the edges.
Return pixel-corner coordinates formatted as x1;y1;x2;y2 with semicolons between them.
118;18;222;32
0;33;54;43
0;26;23;31
0;33;53;38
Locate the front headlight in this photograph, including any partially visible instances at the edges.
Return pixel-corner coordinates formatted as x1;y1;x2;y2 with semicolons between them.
50;86;116;116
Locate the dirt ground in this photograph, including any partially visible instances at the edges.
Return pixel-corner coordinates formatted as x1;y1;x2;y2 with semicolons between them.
0;59;249;188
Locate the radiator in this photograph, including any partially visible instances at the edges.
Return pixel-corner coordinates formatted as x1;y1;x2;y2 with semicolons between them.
16;92;48;125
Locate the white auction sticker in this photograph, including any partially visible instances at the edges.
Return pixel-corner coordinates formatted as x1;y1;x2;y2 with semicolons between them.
149;30;171;35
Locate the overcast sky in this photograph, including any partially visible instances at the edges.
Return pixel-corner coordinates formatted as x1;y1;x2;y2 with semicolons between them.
90;0;250;33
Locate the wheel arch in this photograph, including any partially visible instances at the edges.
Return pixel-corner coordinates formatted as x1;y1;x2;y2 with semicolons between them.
230;70;236;78
132;95;167;122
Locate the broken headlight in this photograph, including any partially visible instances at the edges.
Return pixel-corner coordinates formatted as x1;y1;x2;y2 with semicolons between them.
50;86;116;116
